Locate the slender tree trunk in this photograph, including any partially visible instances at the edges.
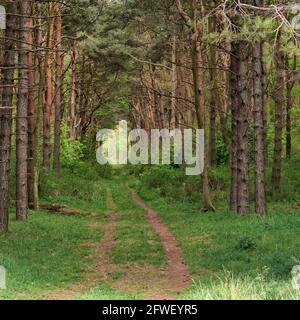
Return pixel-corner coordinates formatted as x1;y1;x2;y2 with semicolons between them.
209;71;217;167
286;55;296;159
208;14;218;166
0;3;17;232
190;0;215;212
70;36;77;140
272;38;285;193
253;40;266;215
262;61;268;166
236;40;250;215
16;0;31;221
53;4;63;171
27;1;38;209
286;76;292;159
43;3;54;168
230;43;239;212
170;35;177;129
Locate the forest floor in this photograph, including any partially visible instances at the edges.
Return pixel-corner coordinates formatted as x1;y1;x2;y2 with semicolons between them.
1;162;300;300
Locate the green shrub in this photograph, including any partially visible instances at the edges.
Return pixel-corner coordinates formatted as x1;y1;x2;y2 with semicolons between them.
216;135;229;165
61;123;85;169
265;252;295;279
235;236;257;251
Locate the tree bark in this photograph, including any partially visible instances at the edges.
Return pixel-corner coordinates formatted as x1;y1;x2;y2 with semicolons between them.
253;40;266;215
208;14;218;167
0;2;17;232
53;4;63;171
16;0;31;221
27;1;38;209
190;0;215;212
70;35;78;140
236;40;250;215
43;3;54;169
230;43;239;212
272;37;285;193
286;55;296;159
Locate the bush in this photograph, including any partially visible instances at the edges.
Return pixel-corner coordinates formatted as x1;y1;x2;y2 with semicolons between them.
138;166;201;202
235;236;257;251
61;123;85;169
265;252;295;279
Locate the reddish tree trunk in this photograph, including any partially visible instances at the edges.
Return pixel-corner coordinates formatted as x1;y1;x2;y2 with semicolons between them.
70;36;78;139
43;3;54;169
53;4;63;171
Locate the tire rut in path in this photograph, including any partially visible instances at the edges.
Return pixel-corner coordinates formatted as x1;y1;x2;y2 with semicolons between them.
131;190;191;298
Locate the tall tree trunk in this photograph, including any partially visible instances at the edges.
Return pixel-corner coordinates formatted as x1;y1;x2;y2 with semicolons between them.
272;37;285;193
70;36;78;140
208;13;218;166
209;65;217;167
53;4;63;171
286;55;296;159
170;35;177;130
253;40;266;215
230;43;239;212
0;2;17;232
236;40;250;215
27;1;38;209
262;61;268;166
16;0;31;221
286;73;292;159
43;3;54;169
190;0;215;212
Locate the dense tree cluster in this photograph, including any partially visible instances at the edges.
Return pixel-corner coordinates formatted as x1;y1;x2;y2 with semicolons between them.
0;0;299;232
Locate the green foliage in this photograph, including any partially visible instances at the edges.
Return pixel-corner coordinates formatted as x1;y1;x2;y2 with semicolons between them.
40;163;108;212
265;252;296;279
216;135;229;165
235;236;257;251
138;166;200;203
61;123;86;169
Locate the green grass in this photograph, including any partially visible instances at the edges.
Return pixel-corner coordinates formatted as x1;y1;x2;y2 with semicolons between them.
182;274;300;300
74;285;140;300
109;179;165;267
39;164;108;212
0;210;104;300
133;157;300;300
0;164;165;300
134;198;300;299
2;156;300;300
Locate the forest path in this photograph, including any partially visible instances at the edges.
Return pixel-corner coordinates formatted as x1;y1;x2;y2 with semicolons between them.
44;185;190;300
130;189;191;299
